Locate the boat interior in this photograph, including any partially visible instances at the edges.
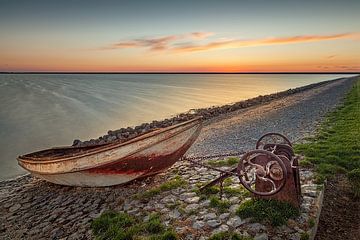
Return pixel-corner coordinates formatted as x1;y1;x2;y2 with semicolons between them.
19;143;114;160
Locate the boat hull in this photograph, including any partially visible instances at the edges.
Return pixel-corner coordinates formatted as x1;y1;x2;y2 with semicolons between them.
18;118;202;187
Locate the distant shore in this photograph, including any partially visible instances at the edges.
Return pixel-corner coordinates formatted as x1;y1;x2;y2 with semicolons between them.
1;72;359;74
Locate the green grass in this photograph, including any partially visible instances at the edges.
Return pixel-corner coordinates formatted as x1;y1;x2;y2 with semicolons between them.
300;232;310;240
144;213;164;234
200;185;220;195
295;78;360;184
208;157;239;167
347;168;360;198
308;218;315;228
236;199;300;226
208;231;253;240
91;211;178;240
195;182;250;202
209;196;231;213
136;176;186;199
223;186;251;197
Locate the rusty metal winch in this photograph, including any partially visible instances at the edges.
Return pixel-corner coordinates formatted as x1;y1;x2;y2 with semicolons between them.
181;133;301;208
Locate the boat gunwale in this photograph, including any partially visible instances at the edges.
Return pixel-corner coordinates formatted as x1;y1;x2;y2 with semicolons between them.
19;121;202;175
17;117;202;164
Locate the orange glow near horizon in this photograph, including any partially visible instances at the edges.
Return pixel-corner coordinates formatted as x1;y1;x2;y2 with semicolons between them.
1;31;359;72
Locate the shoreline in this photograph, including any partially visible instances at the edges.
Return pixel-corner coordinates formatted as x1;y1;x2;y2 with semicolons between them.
3;75;358;182
72;76;357;147
0;75;357;239
187;76;357;156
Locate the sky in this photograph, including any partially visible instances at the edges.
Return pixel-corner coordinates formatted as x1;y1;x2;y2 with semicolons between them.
0;0;359;72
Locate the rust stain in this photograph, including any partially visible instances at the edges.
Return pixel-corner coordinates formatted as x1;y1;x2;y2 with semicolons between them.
87;137;193;176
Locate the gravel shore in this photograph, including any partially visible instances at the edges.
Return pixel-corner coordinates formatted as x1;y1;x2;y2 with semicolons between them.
0;76;357;240
187;76;357;156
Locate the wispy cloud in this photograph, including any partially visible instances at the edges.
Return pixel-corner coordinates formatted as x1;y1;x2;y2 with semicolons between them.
104;32;358;53
189;32;214;39
318;65;360;71
104;32;214;51
173;33;357;52
326;55;337;59
110;35;179;51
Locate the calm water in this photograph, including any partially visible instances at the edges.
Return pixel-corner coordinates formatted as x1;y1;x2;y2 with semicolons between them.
0;74;353;180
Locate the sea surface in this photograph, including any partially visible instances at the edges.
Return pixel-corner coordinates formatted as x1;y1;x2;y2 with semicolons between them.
0;74;353;180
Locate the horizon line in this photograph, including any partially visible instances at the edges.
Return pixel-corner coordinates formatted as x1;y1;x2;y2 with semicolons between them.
1;71;359;74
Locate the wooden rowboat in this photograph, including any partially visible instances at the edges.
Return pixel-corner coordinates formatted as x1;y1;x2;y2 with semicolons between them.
17;117;202;187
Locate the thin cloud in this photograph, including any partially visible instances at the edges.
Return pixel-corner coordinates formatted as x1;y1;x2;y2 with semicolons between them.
111;35;179;51
189;32;214;39
339;65;360;71
104;32;358;53
318;65;360;71
326;55;337;59
106;32;213;51
173;33;357;52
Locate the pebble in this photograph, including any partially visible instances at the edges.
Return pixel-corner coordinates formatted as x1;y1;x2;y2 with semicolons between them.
213;224;229;234
254;233;269;240
192;221;205;229
8;203;21;212
288;232;301;240
168;209;181;219
180;192;196;200
229;196;240;204
227;216;245;228
229;204;240;213
185;204;199;213
219;213;230;220
200;199;211;207
207;219;222;228
247;223;267;234
184;196;200;204
161;195;177;204
203;212;217;220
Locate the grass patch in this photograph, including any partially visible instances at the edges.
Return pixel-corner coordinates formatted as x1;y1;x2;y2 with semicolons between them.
91;211;178;240
136;176;186;199
151;229;178;240
196;184;250;199
167;201;181;210
299;159;313;168
208;157;239;167
308;218;316;228
300;232;310;240
200;186;220;195
295;78;360;183
223;177;234;185
236;199;300;226
347;168;360;198
144;213;164;233
208;231;253;240
223;186;251;197
210;196;231;213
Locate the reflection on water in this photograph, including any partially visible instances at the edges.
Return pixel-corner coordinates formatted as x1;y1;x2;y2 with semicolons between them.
0;74;352;180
